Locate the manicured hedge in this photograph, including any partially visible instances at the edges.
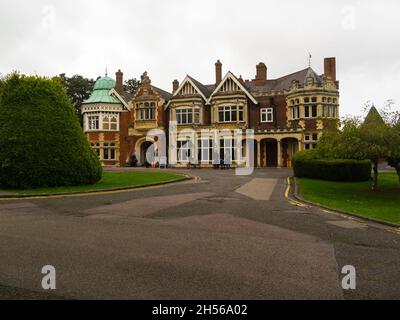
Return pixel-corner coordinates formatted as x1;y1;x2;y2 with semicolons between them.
0;73;102;189
293;150;371;182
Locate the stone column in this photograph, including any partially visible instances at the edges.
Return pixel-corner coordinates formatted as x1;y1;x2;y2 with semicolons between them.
298;140;302;152
257;140;261;168
277;140;283;168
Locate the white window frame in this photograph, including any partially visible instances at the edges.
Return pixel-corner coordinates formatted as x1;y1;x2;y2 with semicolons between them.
88;115;100;131
218;106;244;123
177;139;193;163
176;107;200;125
103;142;116;161
197;138;213;163
260;108;273;123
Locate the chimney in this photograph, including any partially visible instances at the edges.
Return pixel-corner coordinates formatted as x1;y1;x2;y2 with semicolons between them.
215;60;222;86
255;62;267;83
173;80;179;94
116;69;124;94
324;57;336;82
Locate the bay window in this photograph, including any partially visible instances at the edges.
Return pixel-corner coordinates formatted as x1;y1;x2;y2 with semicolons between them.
137;102;156;120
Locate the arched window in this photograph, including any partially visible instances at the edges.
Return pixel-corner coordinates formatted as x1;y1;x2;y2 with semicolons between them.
110;117;118;130
103;116;110;130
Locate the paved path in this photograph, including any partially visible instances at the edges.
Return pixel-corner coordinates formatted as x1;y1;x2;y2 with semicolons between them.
0;168;399;299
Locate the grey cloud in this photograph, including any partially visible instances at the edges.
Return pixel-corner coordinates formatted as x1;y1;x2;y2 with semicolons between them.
0;0;399;115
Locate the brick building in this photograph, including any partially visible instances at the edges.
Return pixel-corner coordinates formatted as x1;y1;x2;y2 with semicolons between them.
82;57;339;168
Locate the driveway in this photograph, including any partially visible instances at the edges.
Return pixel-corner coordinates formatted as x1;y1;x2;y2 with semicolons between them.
0;168;399;299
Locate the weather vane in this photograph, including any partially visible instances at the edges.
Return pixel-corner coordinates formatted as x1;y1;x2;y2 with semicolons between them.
105;67;108;77
308;53;312;68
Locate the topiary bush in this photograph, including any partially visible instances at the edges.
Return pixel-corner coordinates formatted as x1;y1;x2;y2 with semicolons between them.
293;150;371;182
0;73;102;189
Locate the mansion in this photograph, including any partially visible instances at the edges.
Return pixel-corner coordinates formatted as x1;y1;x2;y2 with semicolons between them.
81;57;340;168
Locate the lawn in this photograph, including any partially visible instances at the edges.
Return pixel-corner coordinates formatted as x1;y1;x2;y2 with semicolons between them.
297;172;400;224
0;171;186;195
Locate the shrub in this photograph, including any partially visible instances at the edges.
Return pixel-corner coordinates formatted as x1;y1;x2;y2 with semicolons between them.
293;150;371;182
0;73;102;189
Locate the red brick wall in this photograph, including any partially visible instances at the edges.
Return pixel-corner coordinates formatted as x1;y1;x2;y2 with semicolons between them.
250;95;287;129
119;111;133;166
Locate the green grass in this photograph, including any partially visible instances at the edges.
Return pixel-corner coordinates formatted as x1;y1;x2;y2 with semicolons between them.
0;171;185;195
297;173;400;224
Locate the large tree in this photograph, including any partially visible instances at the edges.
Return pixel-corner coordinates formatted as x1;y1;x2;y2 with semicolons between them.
317;107;390;191
57;73;95;116
0;73;102;188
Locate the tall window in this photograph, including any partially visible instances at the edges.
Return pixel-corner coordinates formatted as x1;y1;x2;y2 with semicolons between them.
304;105;317;118
176;108;200;125
103;143;116;160
261;108;273;123
291;99;300;120
219;138;241;163
218;106;244;123
197;139;213;162
110;116;118;130
177;140;193;162
88;115;99;130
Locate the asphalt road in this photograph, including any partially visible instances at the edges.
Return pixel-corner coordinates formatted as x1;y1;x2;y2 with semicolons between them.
0;168;399;300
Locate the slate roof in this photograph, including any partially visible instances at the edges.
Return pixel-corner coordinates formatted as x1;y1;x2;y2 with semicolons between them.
152;85;173;101
180;67;324;100
245;67;323;93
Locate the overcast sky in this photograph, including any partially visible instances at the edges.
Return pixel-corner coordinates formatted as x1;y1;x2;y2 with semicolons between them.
1;0;399;116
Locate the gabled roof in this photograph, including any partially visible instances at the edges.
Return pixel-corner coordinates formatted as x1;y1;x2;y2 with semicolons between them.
210;71;258;104
171;75;210;102
187;76;213;98
109;88;130;110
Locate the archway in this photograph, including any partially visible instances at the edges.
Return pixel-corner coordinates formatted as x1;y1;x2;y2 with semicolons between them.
135;138;157;167
260;139;278;167
281;138;299;168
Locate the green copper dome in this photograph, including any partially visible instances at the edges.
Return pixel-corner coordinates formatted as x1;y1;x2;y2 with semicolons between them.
93;76;116;90
82;76;121;105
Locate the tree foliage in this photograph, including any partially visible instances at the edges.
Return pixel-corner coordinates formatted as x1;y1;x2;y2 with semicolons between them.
317;106;400;190
0;73;102;189
124;78;141;94
57;73;95;115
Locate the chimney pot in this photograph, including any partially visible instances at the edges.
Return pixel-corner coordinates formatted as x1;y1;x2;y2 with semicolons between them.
215;60;222;85
173;80;179;94
116;69;124;94
255;62;267;83
324;57;336;82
